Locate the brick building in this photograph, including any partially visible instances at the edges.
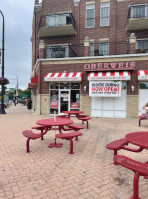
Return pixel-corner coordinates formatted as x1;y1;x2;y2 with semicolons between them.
29;0;148;118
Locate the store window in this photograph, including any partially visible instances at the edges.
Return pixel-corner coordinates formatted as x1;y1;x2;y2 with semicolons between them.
122;82;127;89
60;83;70;89
46;45;69;58
50;90;59;114
86;4;95;28
139;82;148;89
100;3;110;27
136;39;148;54
49;83;80;114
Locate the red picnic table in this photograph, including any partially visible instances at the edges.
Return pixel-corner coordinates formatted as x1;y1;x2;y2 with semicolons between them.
107;132;148;199
125;131;148;150
36;118;73;148
62;111;84;119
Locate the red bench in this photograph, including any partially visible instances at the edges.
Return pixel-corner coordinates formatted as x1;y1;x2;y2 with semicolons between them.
55;131;82;154
138;115;148;127
22;130;41;153
32;125;49;140
78;116;92;129
114;155;148;199
63;124;84;140
106;138;129;164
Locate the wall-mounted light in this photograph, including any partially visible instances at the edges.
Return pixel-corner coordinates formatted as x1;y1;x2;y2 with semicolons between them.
131;85;134;92
84;85;87;91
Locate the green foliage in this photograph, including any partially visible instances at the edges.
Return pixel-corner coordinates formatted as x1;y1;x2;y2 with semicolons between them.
6;88;31;100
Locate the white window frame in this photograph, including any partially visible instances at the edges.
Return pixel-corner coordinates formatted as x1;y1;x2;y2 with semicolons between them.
46;12;68;27
136;38;148;53
86;4;95;28
100;3;110;27
99;41;109;56
131;4;148;18
89;42;94;56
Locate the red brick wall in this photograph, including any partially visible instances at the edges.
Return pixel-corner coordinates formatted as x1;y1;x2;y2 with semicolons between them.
36;59;148;95
32;0;148;65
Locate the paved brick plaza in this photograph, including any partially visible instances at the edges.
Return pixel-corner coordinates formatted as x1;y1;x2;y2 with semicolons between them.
0;105;148;199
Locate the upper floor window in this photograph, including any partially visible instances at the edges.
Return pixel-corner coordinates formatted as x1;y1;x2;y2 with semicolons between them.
99;42;109;56
46;45;69;58
89;42;109;56
89;42;94;56
130;4;148;18
136;39;148;54
100;3;110;27
46;13;69;27
86;4;95;28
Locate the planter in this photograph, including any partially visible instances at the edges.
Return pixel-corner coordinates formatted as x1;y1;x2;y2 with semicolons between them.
0;77;9;85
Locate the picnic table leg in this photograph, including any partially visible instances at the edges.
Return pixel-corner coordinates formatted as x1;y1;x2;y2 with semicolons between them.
26;138;30;153
131;172;140;199
139;118;141;127
69;138;74;154
86;120;89;129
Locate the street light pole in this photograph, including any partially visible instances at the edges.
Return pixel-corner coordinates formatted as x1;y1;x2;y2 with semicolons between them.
12;74;19;90
0;10;5;114
11;74;19;106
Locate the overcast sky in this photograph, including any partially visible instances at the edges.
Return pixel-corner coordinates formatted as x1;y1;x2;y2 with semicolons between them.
0;0;34;90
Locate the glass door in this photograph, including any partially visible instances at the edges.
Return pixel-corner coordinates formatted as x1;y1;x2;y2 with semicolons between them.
59;90;70;113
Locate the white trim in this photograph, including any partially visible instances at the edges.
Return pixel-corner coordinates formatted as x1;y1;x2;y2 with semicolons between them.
34;53;148;71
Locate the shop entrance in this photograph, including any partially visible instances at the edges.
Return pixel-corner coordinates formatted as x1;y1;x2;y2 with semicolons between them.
59;90;70;113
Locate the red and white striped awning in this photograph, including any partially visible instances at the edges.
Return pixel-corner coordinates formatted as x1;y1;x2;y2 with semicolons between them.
44;72;83;82
137;70;148;80
88;71;131;81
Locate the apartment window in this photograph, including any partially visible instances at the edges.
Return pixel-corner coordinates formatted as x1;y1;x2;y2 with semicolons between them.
46;13;68;26
131;4;148;18
89;43;94;56
100;3;110;27
99;42;109;55
86;4;95;28
136;39;148;53
46;45;69;58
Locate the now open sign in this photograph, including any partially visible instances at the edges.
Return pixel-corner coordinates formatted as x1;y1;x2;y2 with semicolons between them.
89;81;121;97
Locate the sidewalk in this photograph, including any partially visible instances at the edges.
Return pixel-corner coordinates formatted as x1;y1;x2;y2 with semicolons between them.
0;105;148;199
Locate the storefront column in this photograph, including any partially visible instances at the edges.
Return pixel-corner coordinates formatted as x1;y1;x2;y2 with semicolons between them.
127;95;138;118
84;37;90;57
39;40;45;59
80;94;90;115
129;33;136;54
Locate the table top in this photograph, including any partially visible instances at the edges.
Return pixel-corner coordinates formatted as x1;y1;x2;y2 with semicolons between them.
125;132;148;148
62;111;84;115
36;118;73;126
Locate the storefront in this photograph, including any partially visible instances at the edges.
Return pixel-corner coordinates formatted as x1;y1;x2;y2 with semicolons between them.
137;70;148;116
44;72;82;114
30;54;148;118
87;71;130;118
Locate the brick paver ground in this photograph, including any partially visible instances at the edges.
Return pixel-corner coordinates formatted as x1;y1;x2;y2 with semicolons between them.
0;104;148;199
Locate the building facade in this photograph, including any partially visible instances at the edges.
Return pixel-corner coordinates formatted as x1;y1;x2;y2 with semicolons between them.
29;0;148;118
